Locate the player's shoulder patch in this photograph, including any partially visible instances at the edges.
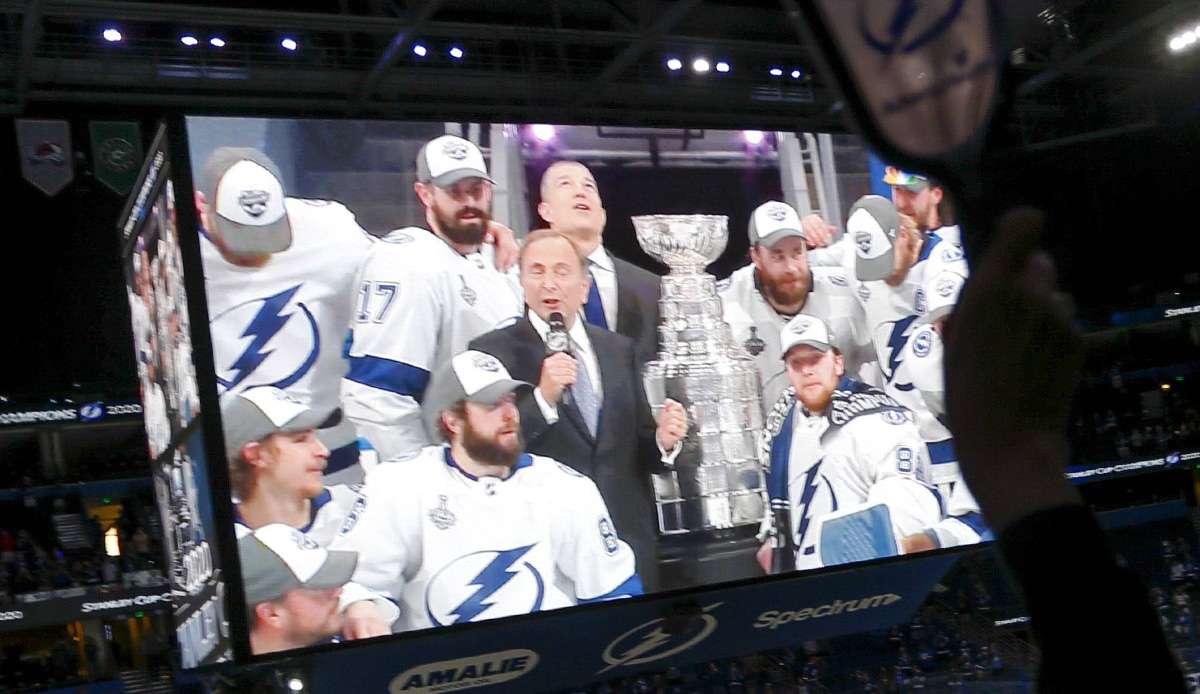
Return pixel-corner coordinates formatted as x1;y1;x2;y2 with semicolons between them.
912;328;934;358
940;245;964;263
882;409;909;426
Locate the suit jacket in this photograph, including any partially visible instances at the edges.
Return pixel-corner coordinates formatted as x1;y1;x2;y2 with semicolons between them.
469;317;662;591
611;256;662;368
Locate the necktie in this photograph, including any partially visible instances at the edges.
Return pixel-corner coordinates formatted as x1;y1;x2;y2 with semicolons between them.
571;339;601;437
583;265;609;329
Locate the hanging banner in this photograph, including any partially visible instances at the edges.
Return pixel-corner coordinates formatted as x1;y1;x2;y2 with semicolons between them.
16;119;74;196
90;121;143;195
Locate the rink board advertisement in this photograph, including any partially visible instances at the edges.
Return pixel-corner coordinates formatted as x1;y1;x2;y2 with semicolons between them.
165;114;985;665
118;124;232;668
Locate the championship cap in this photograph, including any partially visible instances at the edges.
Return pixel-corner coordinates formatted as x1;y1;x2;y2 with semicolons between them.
748;201;806;248
920;269;966;323
882;166;930;192
198;147;292;256
238;524;357;607
221;387;328;463
422;350;532;437
416;135;494;188
848;195;901;282
779;315;836;357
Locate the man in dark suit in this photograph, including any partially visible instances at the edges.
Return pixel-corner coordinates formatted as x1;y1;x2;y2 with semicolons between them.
469;230;688;591
537;161;661;366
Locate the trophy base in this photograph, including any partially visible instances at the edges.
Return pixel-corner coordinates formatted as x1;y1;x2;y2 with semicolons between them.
656;525;762;591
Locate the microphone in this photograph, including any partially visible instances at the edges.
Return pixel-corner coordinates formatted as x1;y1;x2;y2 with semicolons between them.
545;312;573;406
546;312;571;355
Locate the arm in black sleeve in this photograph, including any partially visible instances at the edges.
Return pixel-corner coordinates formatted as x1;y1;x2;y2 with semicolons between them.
998;504;1184;693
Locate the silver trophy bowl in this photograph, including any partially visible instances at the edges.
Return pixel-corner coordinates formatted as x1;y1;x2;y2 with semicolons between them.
633;215;729;275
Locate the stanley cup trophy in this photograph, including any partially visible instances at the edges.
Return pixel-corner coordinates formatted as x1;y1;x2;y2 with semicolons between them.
634;214;767;588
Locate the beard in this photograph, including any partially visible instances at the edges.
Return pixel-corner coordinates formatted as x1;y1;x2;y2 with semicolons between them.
432;201;490;246
461;418;522;468
796;383;835;414
759;269;811;310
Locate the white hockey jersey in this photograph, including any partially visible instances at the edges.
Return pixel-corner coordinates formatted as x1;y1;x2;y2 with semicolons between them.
202;198;372;417
843;226;968;387
330;446;642;633
720;263;872;412
762;380;941;570
342;229;523;460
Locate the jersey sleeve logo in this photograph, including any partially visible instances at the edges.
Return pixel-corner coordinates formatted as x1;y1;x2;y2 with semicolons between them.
599;518;619;555
429;494;457;530
895;446;915;474
882;409;908;426
941;246;964;263
912;329;933;358
914;288;927;315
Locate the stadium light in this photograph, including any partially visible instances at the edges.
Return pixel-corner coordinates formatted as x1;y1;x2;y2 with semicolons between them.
180;35;199;46
692;57;711;73
102;27;122;43
743;130;765;146
209;37;226;48
715;60;731;73
449;45;465;60
791;69;803;79
287;677;305;692
412;43;428;57
666;57;683;71
1168;24;1200;53
769;67;783;77
530;124;557;142
281;37;298;52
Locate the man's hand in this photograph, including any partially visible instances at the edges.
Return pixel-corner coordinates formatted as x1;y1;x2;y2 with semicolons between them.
655;398;689;451
756;540;774;574
484;221;519;272
538;352;577;405
900;532;937;555
800;214;836;249
944;208;1085;534
341;601;391;640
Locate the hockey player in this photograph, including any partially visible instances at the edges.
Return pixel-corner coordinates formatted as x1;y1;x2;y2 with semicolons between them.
223;387;396;641
331;350;643;632
757;315;941;572
841;194;968;388
720;201;871;412
197;147;373;483
240;524;360;655
342;135;524;460
893;272;992;552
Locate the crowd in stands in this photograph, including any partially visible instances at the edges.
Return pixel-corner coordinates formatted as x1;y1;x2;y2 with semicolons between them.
0;496;164;606
0;452;152;490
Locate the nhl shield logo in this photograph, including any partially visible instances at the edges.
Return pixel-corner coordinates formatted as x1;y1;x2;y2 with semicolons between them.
743;326;765;356
766;204;789;222
855;231;873;255
442;140;469;160
238;190;270;218
429;495;457;530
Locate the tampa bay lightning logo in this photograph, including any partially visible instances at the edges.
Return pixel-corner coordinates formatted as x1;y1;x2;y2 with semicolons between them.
212;284;320;394
78;402;105;422
912;329;933;358
425;545;545;627
859;0;967;57
1166;452;1182;467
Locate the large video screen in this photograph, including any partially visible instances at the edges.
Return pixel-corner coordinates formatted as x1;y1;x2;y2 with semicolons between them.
183;116;983;658
119;126;231;667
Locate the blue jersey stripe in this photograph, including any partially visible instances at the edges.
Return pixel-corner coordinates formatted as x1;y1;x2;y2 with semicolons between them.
951;511;994;541
578;574;644;602
346;355;430;400
928;439;958;465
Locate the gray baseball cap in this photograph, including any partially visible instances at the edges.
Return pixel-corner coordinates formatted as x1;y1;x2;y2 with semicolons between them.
848;195;901;282
780;314;836;356
198;147;292;257
238;524;357;607
416;135;494;188
748;200;806;248
221;387;328;463
421;350;531;439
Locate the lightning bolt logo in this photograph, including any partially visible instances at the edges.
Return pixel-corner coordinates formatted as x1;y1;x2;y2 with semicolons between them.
217;285;303;391
429;545;543;626
883;315;918;383
599;603;723;674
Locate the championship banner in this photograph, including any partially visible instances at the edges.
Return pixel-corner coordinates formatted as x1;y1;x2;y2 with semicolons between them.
90;121;143;195
0;400;143;427
16;119;74;196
